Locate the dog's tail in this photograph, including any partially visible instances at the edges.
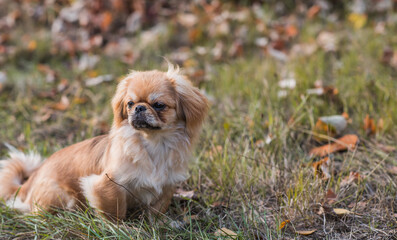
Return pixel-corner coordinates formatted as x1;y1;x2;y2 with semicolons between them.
0;144;42;200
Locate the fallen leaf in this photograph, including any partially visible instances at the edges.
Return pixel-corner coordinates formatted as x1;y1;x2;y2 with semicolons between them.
348;201;367;210
49;95;70;111
309;134;359;157
348;13;367;29
255;37;268;47
296;229;316;235
285;25;298;38
268;47;288;61
333;208;353;215
101;11;113;32
173;188;195;199
57;79;69;92
279;220;290;230
210;201;228;208
314;115;348;140
215;228;237;239
177;13;198;28
37;64;57;83
312;157;331;179
307;5;321;19
27;40;37;51
325;189;337;204
318;115;348;134
363;115;376;135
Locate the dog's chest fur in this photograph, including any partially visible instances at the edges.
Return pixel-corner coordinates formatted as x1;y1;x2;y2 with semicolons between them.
110;125;190;204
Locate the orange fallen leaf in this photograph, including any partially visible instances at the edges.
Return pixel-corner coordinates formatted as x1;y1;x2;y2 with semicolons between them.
307;5;321;19
312;157;331;179
296;229;316;235
101;11;113;32
279;220;290;230
363;115;376;135
285;25;298;38
49;95;70;111
309;134;359;157
27;40;37;51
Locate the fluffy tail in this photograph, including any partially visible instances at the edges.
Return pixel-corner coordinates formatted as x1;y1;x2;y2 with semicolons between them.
0;144;42;201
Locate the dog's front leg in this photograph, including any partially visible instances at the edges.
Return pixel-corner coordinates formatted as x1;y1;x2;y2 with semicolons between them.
80;173;127;219
150;185;176;215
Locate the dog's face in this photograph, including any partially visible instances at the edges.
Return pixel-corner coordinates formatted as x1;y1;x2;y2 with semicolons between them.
112;68;208;138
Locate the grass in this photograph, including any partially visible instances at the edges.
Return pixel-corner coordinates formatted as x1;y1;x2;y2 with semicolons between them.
1;2;397;239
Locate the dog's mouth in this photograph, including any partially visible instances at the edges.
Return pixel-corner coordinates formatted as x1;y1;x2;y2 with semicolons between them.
131;119;161;130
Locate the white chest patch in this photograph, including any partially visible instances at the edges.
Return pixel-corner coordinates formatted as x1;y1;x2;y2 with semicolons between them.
110;125;191;205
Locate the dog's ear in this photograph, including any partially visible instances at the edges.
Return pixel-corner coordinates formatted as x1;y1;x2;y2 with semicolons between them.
174;76;208;140
112;79;128;128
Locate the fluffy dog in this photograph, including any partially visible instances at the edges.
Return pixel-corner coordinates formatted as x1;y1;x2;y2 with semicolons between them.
0;64;208;219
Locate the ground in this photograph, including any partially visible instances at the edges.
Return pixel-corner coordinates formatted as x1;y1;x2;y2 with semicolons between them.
0;1;397;239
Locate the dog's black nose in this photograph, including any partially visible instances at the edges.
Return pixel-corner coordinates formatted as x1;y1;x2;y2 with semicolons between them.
135;105;146;113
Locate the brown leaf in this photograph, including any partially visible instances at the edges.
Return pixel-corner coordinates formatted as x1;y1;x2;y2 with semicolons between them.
214;228;237;239
285;25;298;38
101;11;113;32
325;189;337;204
49;95;70;111
279;220;290;230
312;157;331;179
210;201;228;208
296;229;316;235
27;40;37;51
363;115;376;135
307;5;321;19
309;134;359;157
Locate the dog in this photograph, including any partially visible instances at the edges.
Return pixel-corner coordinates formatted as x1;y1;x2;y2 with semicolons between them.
0;63;208;219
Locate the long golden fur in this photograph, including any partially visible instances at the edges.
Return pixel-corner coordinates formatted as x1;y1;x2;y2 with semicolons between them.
0;64;208;219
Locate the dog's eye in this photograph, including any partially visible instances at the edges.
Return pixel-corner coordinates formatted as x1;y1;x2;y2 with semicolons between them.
127;101;134;109
153;102;166;110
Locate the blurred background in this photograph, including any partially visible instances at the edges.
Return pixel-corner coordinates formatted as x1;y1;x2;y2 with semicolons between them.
1;0;396;150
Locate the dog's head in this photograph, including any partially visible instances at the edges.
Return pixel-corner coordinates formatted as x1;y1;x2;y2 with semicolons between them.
111;65;208;139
